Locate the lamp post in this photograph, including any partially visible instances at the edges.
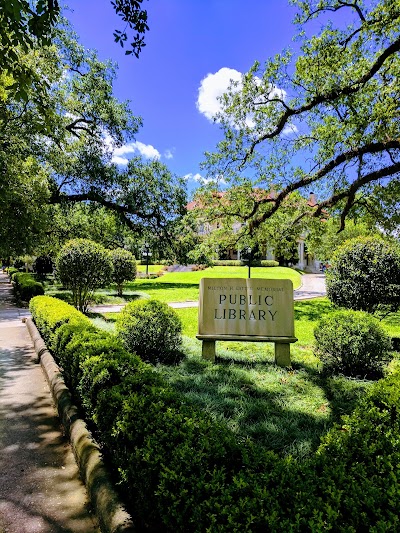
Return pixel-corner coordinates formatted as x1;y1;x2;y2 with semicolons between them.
241;246;252;278
247;247;252;279
142;242;152;277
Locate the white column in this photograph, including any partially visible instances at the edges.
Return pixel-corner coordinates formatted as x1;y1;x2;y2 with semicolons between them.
298;241;306;269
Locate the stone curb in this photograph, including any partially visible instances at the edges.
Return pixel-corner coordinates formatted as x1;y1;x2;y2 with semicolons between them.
25;317;135;533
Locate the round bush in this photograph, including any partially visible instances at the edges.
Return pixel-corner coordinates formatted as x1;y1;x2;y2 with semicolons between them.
326;236;400;316
314;310;392;378
109;248;137;296
56;239;112;312
115;299;183;364
33;255;54;279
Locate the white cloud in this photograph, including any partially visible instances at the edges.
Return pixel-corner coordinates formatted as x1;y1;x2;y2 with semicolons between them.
196;68;296;135
133;141;161;159
102;133;161;166
197;67;242;121
183;173;203;182
114;141;161;160
164;149;174;160
113;144;135;156
112;155;129;166
282;124;299;135
183;173;226;185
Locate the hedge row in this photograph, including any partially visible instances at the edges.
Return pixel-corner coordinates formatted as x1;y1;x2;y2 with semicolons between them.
6;266;20;279
213;259;279;267
12;272;44;301
30;295;400;531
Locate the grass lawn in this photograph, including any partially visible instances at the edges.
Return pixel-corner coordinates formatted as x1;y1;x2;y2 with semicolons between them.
45;269;400;460
45;265;302;304
99;297;400;460
137;264;165;274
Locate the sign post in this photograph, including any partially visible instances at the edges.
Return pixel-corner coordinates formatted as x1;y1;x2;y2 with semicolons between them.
141;243;152;277
197;278;297;366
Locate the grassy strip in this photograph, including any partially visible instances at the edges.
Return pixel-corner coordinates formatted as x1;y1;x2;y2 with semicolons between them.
45;266;302;305
99;298;400;459
30;296;400;531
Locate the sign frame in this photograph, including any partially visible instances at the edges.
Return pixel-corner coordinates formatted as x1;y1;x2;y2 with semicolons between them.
196;278;297;366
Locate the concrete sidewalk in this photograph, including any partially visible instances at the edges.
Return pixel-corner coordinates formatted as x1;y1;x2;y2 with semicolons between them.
0;273;98;533
91;273;327;313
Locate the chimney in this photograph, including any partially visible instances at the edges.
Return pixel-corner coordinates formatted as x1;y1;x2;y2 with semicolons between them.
309;192;317;206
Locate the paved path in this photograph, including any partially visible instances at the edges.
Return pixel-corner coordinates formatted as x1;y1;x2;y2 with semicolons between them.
0;271;325;532
91;273;327;313
0;273;98;533
293;273;326;300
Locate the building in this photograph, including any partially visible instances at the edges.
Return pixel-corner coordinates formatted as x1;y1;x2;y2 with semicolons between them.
187;191;324;273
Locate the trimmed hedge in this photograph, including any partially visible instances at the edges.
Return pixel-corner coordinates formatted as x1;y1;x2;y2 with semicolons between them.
213;259;279;267
30;295;400;531
7;266;20;279
12;272;44;301
314;310;392;378
116;299;182;364
30;295;91;350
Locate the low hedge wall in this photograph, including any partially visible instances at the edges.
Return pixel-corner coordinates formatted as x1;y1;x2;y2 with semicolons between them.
6;266;20;279
29;295;400;531
12;272;44;301
213;260;279;267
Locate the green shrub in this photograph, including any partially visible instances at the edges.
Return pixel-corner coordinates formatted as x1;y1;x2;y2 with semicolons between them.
326;236;400;317
212;260;241;266
212;259;279;267
109;248;137;296
30;295;400;531
314;310;392;378
12;272;44;301
116;299;183;364
33;255;53;279
78;353;155;422
61;331;131;391
7;266;19;279
94;379;247;531
30;295;91;349
13;258;24;269
55;238;112;312
256;260;280;267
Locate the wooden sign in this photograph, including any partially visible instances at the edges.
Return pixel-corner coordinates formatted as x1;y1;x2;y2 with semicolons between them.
197;278;297;366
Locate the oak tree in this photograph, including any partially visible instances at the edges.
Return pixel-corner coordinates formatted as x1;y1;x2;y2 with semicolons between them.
203;0;400;234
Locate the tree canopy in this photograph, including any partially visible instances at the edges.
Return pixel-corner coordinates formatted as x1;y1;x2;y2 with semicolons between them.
1;0;148;81
202;0;400;234
0;20;185;258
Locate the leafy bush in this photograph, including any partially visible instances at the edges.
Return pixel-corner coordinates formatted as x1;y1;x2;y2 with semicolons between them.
212;260;242;266
116;299;182;364
326;236;400;317
314;310;392;378
30;295;400;531
255;260;280;267
109;248;136;296
33;255;54;279
212;259;279;267
7;266;20;279
30;295;91;350
55;239;112;312
13;258;24;269
12;272;44;301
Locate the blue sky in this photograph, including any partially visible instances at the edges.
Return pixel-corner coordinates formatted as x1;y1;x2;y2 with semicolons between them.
65;1;305;196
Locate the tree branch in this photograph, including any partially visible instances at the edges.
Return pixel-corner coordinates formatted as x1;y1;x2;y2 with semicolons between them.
244;36;400;162
304;1;365;23
247;141;400;232
49;190;171;234
313;161;400;229
65;117;94;137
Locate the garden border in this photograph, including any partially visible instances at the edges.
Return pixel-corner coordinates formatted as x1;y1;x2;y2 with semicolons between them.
25;317;135;533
